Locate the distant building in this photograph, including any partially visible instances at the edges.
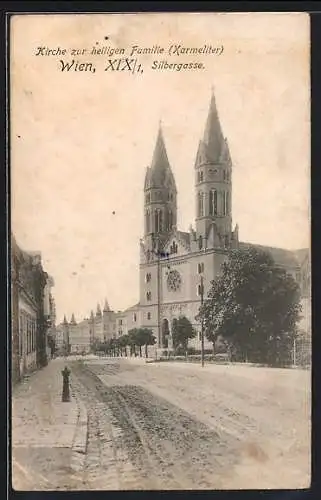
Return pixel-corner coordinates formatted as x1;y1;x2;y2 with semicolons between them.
11;234;55;382
59;299;116;353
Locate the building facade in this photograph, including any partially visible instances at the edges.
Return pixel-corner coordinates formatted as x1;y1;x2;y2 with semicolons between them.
58;299;117;354
133;91;310;350
11;235;55;383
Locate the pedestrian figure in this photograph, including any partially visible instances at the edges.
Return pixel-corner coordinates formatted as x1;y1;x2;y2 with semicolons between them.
61;366;71;402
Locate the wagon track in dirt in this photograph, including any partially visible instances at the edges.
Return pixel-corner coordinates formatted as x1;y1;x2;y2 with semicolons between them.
70;360;239;490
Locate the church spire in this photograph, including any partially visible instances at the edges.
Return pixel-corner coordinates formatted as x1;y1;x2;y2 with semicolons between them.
63;314;68;325
150;123;171;173
96;303;102;317
70;313;76;324
202;88;225;164
103;298;110;312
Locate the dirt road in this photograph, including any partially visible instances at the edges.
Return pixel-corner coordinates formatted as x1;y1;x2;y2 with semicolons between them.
68;358;310;490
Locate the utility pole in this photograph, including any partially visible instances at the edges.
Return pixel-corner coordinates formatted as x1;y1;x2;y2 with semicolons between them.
200;274;205;368
293;336;297;366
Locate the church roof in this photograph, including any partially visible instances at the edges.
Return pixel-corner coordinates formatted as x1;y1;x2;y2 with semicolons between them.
197;90;228;165
96;303;102;316
239;242;308;269
124;302;140;312
103;298;110;312
145;124;176;190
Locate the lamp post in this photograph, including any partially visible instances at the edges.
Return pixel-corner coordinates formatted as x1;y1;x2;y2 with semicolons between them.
200;274;205;368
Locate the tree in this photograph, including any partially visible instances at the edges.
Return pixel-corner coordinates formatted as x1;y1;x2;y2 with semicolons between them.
128;328;156;357
118;334;129;357
197;247;302;366
128;328;139;356
171;316;196;353
140;328;156;358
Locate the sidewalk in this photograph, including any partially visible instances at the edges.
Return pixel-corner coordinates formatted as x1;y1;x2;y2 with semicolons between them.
12;358;87;490
12;358;79;448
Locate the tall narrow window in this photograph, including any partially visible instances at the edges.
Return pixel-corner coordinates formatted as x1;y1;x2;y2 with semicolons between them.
168;210;173;230
209;190;218;216
222;192;226;216
198;192;204;217
146;210;150;233
225;191;229;216
198;263;204;274
147;312;151;320
154;210;160;232
199;235;203;250
159;210;163;232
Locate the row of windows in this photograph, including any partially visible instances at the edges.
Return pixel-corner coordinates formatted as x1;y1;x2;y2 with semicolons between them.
197;169;230;183
19;311;37;356
145;191;174;204
145;209;174;233
198;190;229;218
145;263;204;286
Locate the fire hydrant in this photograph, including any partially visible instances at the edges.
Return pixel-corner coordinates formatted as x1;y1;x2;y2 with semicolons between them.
61;366;71;402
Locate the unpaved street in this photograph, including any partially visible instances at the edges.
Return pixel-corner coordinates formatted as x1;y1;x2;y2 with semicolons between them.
13;357;310;490
69;358;310;490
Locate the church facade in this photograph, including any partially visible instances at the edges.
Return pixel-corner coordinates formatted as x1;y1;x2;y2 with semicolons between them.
135;91;310;350
59;90;310;355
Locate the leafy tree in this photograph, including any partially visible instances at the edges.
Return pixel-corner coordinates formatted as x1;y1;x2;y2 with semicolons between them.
128;328;156;357
140;328;156;358
118;334;129;356
128;328;139;356
171;316;196;353
197;247;302;366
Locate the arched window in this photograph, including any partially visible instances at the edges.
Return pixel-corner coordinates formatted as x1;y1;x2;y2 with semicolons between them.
209;190;218;216
198;192;204;217
222;191;226;216
170;241;178;254
168;210;173;230
198;263;204;274
146;291;152;301
199;235;203;250
154;210;159;233
159;210;163;232
146;210;150;233
225;191;229;216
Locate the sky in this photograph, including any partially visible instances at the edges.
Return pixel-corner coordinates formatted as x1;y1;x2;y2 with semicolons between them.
10;13;310;324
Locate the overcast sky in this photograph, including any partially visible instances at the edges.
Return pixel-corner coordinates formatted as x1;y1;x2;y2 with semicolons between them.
11;13;310;324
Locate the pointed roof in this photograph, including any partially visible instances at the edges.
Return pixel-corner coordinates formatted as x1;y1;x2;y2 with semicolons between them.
151;124;170;170
63;314;68;325
103;298;110;312
90;309;94;319
70;313;76;324
145;124;176;190
197;89;229;165
96;303;102;316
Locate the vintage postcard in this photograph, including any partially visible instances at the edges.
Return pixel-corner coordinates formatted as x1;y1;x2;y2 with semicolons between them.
10;12;311;491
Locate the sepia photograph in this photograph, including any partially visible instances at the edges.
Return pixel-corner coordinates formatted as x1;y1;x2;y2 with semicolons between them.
10;12;311;491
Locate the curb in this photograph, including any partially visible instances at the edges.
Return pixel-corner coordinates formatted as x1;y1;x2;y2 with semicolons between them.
70;380;88;472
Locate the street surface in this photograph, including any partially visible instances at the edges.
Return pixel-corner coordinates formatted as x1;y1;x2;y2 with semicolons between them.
12;357;311;490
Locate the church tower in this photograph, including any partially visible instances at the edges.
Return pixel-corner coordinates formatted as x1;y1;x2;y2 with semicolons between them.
143;124;177;256
195;90;233;248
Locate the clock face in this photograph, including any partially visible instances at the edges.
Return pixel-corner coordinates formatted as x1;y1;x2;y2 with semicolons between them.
167;270;182;292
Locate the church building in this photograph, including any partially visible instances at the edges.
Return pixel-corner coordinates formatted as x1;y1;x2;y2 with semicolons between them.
135;90;310;350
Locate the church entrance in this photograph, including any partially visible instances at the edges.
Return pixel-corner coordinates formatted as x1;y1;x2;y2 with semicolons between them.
161;318;170;348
